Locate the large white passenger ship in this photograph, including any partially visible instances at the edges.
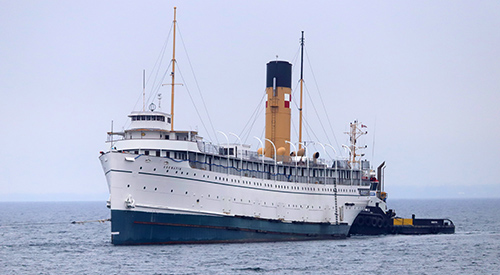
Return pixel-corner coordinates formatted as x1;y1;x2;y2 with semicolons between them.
99;8;374;245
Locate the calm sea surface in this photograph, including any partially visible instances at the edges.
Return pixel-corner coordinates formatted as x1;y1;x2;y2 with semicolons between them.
1;199;499;274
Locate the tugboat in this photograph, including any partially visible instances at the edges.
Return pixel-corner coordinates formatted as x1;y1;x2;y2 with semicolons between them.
349;162;455;235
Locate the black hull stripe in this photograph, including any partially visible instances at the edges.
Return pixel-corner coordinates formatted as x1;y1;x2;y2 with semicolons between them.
134;220;344;238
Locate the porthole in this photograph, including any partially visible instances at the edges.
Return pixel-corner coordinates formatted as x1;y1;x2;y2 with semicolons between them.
171;189;173;192
154;187;157;191
127;184;130;188
185;191;188;194
143;186;146;190
140;167;142;170
153;168;156;171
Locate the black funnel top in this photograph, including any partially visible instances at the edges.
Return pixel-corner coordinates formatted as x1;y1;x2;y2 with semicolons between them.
266;61;292;88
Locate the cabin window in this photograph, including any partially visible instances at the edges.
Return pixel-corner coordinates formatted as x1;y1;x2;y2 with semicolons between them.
167;117;171;123
145;151;149;156
156;150;160;157
165;135;169;140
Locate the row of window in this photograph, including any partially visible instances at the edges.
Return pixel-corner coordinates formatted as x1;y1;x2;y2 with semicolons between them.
120;149;366;185
131;115;168;122
139;164;358;194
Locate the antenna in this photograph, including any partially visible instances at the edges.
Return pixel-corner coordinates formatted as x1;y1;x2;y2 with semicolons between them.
142;70;145;112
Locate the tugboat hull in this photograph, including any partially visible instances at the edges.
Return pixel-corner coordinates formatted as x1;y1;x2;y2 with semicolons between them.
349;209;455;236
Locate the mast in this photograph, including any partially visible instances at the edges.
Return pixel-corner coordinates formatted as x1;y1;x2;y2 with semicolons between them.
345;120;368;167
299;31;305;150
170;7;177;131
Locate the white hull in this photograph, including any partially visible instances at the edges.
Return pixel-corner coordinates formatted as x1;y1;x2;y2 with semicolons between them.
101;151;369;227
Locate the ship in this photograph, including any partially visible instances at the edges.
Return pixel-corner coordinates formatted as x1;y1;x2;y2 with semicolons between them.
99;8;376;245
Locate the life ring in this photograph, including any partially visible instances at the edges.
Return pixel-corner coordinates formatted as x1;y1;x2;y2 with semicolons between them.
358;217;365;225
371;218;377;227
377;218;383;228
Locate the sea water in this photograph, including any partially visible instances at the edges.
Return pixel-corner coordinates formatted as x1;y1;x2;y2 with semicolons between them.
1;199;499;274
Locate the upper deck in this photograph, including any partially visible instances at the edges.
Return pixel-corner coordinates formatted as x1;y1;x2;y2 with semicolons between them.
106;110;374;187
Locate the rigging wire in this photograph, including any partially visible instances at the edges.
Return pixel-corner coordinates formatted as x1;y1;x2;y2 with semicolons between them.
303;82;338;157
304;48;342;154
175;62;215;142
146;24;173;107
146;62;171;107
177;24;219;144
133;23;173;112
123;23;173;131
290;80;301;143
239;90;267;144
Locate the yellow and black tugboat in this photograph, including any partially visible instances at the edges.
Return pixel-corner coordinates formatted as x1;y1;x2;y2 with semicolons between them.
349;161;455;235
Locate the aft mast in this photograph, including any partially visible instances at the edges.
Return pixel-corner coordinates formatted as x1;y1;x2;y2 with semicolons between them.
298;31;305;150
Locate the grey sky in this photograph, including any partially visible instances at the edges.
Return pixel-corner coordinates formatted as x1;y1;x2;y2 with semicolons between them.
1;1;499;201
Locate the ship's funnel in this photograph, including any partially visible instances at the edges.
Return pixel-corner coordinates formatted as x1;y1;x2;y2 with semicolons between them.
265;60;292;159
